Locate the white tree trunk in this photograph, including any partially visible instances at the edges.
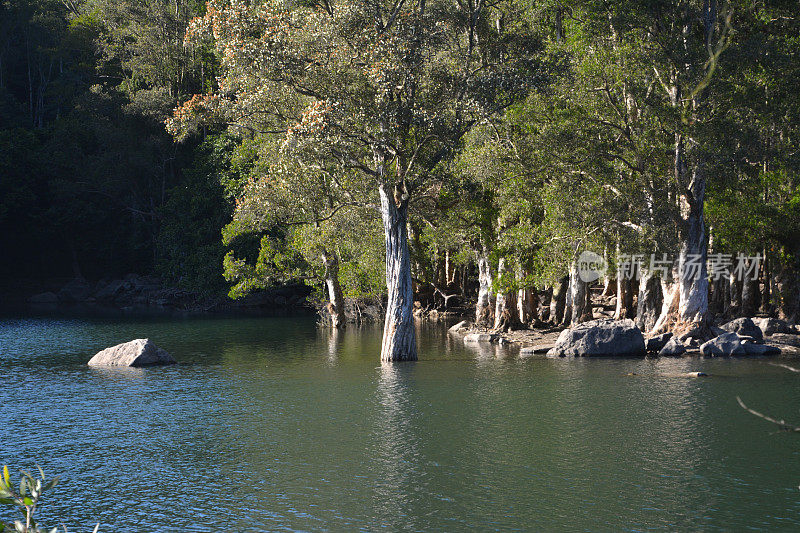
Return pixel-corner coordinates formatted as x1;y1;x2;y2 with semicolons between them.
475;247;495;327
568;261;589;326
493;258;520;331
652;276;680;334
322;250;345;328
379;184;417;362
636;269;663;333
676;135;709;325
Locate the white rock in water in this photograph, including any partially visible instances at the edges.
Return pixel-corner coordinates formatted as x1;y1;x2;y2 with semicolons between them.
88;338;176;367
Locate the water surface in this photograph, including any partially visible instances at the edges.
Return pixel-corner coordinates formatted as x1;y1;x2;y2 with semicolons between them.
1;312;799;531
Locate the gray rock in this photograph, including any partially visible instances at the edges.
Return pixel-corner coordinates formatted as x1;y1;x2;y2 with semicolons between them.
720;317;763;342
463;333;499;343
28;292;58;304
646;332;673;352
520;344;554;357
700;332;749;356
753;317;793;336
448;320;470;333
699;332;780;357
548;319;646;357
744;343;781;356
767;333;800;348
88;338;176;367
658;337;687;357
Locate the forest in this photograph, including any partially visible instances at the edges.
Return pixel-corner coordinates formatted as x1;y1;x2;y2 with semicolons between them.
1;0;798;360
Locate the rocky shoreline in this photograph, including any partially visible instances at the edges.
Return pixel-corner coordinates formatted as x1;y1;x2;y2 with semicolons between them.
449;316;800;358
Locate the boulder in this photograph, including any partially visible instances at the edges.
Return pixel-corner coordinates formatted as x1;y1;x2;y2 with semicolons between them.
700;332;749;356
752;317;794;336
768;333;800;348
547;319;646;357
658;337;687;357
88;339;176;367
463;333;499;343
646;332;672;352
28;292;58;304
720;317;763;342
700;332;781;357
744;343;781;356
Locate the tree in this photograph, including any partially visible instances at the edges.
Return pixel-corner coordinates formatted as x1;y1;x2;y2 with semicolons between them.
169;0;549;360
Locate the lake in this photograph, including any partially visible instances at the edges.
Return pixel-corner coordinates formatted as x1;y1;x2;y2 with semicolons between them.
1;312;799;531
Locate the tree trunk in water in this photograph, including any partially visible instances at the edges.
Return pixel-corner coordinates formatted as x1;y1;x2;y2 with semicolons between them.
322;251;345;328
379;184;417;362
636;270;663;333
475;247;495;327
550;276;568;325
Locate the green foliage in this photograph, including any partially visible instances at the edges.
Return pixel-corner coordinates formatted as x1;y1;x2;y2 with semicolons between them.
156;135;243;294
0;464;98;533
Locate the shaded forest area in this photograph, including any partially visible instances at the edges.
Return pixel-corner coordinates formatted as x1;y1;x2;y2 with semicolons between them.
0;0;236;295
1;0;799;343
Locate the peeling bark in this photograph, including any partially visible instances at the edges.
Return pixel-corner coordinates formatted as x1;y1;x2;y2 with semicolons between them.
475;247;495;327
322;250;345;328
636;270;663;333
675;134;709;326
614;275;636;320
568;261;591;326
379;184;417;362
493;258;520;331
652;276;680;334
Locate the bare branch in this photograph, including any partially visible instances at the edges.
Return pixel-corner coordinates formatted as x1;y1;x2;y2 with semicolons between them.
737;397;800;432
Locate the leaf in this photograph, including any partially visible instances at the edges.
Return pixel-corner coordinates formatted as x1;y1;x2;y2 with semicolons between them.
13;521;23;533
93;524;100;533
22;497;33;506
35;465;44;481
43;477;59;491
2;466;8;486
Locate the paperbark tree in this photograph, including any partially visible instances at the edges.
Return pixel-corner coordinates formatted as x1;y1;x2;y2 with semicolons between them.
170;0;548;361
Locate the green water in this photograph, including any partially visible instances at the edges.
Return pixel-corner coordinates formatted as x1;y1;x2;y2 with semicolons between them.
1;312;799;531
